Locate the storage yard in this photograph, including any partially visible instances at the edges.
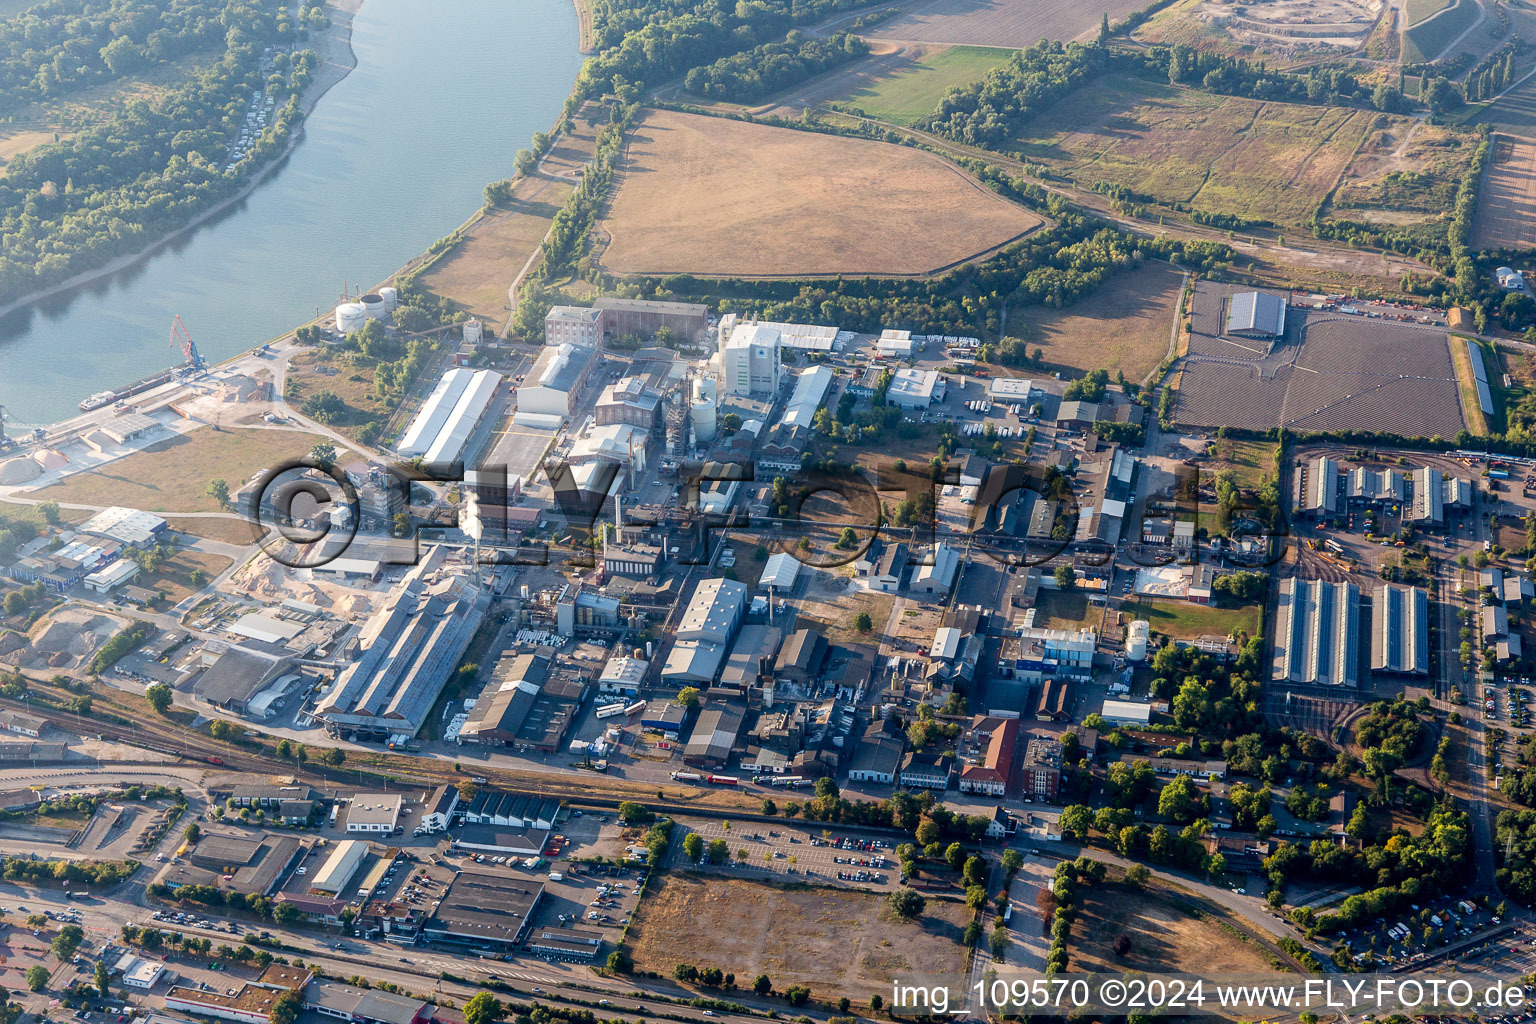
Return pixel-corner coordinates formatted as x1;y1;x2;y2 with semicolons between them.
1132;0;1386;55
596;109;1044;277
1173;283;1465;437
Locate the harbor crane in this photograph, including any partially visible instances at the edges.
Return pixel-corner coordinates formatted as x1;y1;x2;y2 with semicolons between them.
169;314;206;370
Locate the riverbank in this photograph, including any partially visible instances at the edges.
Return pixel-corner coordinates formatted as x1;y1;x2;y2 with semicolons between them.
0;0;364;327
572;0;595;52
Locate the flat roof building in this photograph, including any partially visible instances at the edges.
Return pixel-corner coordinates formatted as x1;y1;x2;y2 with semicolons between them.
887;368;944;409
516;343;597;425
683;704;744;768
423;871;543;948
345;794;402;833
677;577;747;645
544;305;604;347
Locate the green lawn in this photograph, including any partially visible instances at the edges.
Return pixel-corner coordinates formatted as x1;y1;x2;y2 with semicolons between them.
1121;597;1262;640
835;45;1012;125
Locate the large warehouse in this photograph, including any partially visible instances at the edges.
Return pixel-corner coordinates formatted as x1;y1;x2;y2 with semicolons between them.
1273;579;1360;687
314;548;490;741
515;343;596;427
1372;585;1429;675
396;368;504;464
1226;290;1287;338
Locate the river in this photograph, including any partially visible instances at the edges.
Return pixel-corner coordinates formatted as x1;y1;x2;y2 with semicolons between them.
0;0;583;428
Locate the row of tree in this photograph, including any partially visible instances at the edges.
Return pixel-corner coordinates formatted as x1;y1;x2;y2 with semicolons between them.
682;30;866;102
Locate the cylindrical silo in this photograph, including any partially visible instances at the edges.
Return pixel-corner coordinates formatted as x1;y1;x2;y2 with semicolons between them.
335;302;367;335
690;377;718;444
1126;619;1150;662
360;293;386;320
462;319;483;345
378;286;400;312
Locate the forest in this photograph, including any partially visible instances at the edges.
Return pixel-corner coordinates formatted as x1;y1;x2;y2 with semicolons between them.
920;39;1106;149
0;0;311;112
682;30;866;102
0;1;305;303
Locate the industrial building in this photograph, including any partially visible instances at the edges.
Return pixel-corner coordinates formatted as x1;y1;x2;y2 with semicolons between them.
192;645;297;716
758;365;833;470
593;296;709;340
682;704;745;768
309;839;370;895
1099;699;1152;726
721;321;783;395
314;549;490;741
544;306;604;347
663;577;748;684
396;368;504;465
345;794;402;833
1372;585;1429;675
1019;736;1062;802
910;542;959;597
595;376;663;430
886;368;944;409
1226;290;1287;338
899;750;953;790
516;343;597;427
460;790;559;829
875;329;915;358
1274;578;1360;687
423;871;543;949
78;506;168;547
848;720;905;784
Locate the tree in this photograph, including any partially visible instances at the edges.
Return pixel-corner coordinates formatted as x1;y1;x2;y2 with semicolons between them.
887;887;926;919
145;682;173;715
606;949;632;973
1054;564;1077;589
1124;863;1151;888
916;819;941;846
273;901;302;926
618;801;653;825
682;833;704;861
94;959;109;997
309;443;337;470
270;990;304;1024
184;822;201;843
854;611;873;632
50;924;84;960
323;747;345;767
945;842;967;870
761;798;777;816
456;780;478;802
674;964;699;983
753;974;772;995
1;593;23;617
206;479;230;506
836;526;858;549
463;993;504;1024
36;501;60;526
675;686;701;709
707;838;729;864
24;966;47;992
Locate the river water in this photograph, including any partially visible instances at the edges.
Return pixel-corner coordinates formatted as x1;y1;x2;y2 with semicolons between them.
0;0;582;427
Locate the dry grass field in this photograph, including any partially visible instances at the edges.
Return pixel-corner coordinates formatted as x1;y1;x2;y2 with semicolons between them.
136;550;235;605
865;0;1150;46
1071;884;1282;976
163;516;263;546
1475;136;1536;249
1120;596;1262;640
1008;261;1182;380
0;130;61;174
625;875;971;1000
597;110;1043;277
418;116;598;324
1011;75;1382;226
37;428;326;514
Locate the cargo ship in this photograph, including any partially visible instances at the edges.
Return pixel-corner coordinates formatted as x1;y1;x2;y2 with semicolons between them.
79;391;116;412
76;367;180;412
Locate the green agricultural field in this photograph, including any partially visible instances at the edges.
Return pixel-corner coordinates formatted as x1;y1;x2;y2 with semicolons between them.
1007;74;1416;227
834;45;1011;125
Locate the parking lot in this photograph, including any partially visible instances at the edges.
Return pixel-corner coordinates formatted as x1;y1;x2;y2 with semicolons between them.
668;817;900;890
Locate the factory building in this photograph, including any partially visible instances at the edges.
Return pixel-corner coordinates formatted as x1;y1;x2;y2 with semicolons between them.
593;297;709;341
78;506;168;548
1410;465;1444;525
544;306;604;347
314;548;489;740
664;577;748;685
595;376;662;430
759;365;833;471
886;368;944;409
397;368;503;465
515;343;597;427
1372;585;1429;676
721;322;783;395
1273;578;1360;687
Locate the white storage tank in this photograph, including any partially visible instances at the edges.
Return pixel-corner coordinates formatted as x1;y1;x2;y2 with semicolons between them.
1126;619;1150;662
462;318;483;345
360;292;387;320
690;377;718;444
335;302;367;335
378;286;400;312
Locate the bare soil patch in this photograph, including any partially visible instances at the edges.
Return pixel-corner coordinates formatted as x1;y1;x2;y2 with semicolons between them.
626;874;972;1000
1009;261;1183;380
597;109;1043;278
1071;883;1282;975
865;0;1152;46
1475;135;1536;250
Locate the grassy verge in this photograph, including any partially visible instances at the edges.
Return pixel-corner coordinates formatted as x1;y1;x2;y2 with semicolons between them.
1121;596;1261;640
